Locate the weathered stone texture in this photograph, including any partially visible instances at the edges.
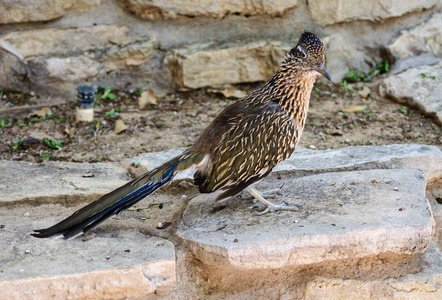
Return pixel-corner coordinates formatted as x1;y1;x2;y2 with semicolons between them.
166;42;289;89
380;62;442;124
388;12;442;60
0;25;156;95
0;25;137;58
177;169;434;269
0;160;128;206
133;144;442;183
0;0;102;24
304;246;442;300
0;226;176;299
118;0;298;19
309;0;437;25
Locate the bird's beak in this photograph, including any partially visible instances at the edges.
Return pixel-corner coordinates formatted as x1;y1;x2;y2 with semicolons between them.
316;62;332;82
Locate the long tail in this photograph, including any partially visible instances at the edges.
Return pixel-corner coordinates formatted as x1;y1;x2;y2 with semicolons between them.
32;152;203;239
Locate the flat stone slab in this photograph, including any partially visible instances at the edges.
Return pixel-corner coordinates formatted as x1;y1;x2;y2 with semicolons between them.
133;144;442;182
177;169;434;270
0;161;128;206
0;204;176;299
277;144;442;182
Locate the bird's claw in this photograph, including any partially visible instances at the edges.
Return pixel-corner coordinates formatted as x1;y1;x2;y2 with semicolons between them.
253;202;300;215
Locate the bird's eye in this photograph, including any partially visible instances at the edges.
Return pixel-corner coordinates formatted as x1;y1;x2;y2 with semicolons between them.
296;46;307;58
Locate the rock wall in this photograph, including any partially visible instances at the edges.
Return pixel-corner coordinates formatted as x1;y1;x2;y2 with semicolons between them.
0;0;440;97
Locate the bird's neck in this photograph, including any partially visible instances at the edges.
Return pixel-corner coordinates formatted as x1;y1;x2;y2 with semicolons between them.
264;64;317;127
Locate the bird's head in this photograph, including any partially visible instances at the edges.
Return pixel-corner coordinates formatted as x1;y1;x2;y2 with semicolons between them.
286;32;331;82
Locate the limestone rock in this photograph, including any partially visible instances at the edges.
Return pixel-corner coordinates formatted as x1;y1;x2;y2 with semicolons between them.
0;25;138;58
308;0;437;25
379;62;442;124
0;25;156;96
165;42;289;89
0;161;128;206
0;0;102;24
304;245;442;299
176;169;434;269
388;12;442;60
322;34;374;83
117;0;298;20
133;144;442;184
276;144;442;183
0;221;176;299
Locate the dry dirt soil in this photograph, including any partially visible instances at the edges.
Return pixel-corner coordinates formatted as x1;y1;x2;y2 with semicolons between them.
0;79;441;166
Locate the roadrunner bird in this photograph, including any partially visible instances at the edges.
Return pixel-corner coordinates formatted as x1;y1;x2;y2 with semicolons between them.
32;32;331;239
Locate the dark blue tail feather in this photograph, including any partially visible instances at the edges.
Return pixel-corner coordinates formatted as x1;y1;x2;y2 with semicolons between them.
32;161;179;239
63;163;178;238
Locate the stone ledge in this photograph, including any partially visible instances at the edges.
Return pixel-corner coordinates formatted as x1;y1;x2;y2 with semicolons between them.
117;0;298;20
0;217;176;299
176;169;434;269
0;0;102;24
276;144;442;183
0;161;128;206
304;245;442;299
133;144;442;183
165;41;289;89
308;0;437;25
0;25;137;58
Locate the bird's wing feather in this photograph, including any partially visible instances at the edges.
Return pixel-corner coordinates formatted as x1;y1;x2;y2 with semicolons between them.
200;103;299;198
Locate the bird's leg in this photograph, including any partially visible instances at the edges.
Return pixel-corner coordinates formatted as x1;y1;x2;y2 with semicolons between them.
246;186;300;215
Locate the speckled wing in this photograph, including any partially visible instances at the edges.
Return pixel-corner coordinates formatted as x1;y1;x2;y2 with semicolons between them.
199;103;300;200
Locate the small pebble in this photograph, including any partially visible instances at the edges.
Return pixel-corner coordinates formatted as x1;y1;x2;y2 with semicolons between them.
308;145;316;150
393;187;399;191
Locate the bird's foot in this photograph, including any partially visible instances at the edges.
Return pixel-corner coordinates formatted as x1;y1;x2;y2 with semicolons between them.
245;185;299;215
243;186;283;203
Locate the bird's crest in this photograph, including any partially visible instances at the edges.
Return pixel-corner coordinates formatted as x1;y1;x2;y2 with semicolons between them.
290;32;326;63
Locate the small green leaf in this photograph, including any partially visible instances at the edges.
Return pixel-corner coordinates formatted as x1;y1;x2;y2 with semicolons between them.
42;137;63;149
376;60;389;73
105;109;119;116
40;153;51;158
12;139;23;151
421;73;436;79
101;86;116;100
395;106;409;115
344;70;359;80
